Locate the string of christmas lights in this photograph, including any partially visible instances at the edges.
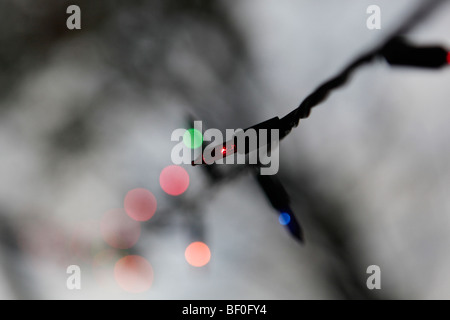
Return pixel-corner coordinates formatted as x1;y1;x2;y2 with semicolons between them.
193;0;449;243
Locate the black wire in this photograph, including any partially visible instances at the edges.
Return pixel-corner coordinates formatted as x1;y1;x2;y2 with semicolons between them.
279;52;377;138
279;0;447;140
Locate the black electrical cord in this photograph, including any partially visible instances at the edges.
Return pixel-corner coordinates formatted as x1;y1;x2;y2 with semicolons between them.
279;52;377;139
278;0;448;139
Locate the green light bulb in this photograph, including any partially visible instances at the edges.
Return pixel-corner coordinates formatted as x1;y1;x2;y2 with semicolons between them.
183;128;203;149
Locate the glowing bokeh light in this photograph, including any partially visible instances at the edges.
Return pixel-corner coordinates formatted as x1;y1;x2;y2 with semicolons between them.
114;255;154;293
159;165;189;196
100;209;141;249
279;213;291;226
185;241;211;267
124;188;157;221
183;128;203;149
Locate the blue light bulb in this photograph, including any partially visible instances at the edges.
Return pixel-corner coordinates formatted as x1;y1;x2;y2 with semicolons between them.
278;213;291;226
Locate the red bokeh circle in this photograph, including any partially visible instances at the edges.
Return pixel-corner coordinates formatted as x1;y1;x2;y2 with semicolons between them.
185;241;211;267
124;188;157;221
114;255;154;293
159;165;189;196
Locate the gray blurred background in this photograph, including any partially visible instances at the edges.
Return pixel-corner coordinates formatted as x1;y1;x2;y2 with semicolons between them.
1;0;450;299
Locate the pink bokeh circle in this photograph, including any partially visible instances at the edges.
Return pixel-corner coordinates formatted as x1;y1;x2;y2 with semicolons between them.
185;241;211;267
159;165;189;196
124;188;157;222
